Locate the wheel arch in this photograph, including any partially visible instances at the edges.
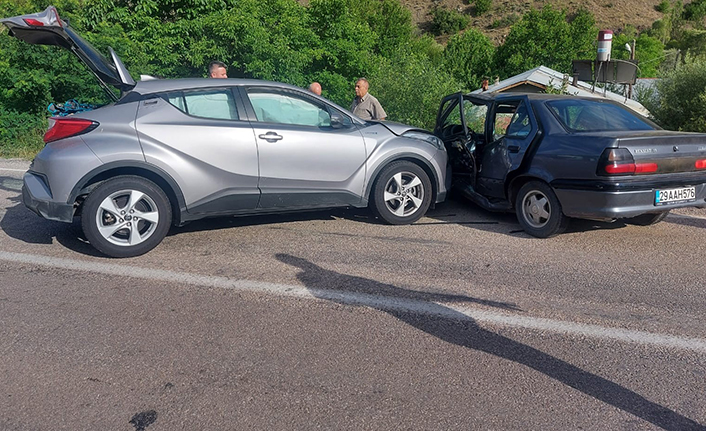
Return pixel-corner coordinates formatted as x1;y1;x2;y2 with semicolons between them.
506;170;555;210
365;154;439;205
69;162;187;226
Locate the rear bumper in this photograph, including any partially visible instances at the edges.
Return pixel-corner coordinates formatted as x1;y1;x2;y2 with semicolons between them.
22;172;74;223
554;182;706;219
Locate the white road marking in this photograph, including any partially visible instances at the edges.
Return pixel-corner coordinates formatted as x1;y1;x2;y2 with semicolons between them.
0;249;705;353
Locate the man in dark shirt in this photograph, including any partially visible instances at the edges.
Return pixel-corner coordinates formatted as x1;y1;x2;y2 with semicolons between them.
350;78;386;121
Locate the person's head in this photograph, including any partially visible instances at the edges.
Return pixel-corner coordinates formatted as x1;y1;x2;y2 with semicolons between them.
308;82;322;96
354;78;369;98
208;61;228;79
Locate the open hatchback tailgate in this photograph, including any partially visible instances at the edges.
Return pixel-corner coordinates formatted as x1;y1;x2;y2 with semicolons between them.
1;6;135;101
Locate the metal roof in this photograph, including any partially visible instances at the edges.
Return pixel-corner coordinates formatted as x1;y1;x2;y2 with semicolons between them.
472;65;651;117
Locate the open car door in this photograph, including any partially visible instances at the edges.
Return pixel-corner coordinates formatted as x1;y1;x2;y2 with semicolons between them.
1;6;135;101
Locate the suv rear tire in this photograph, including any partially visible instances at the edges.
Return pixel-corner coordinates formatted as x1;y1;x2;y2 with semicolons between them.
81;176;172;258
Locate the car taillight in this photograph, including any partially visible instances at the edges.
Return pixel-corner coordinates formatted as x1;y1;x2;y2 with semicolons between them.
43;118;98;144
598;148;658;175
696;159;706;170
23;18;44;26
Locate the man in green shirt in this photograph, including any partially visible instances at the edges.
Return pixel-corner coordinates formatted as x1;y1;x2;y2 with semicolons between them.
350;78;386;121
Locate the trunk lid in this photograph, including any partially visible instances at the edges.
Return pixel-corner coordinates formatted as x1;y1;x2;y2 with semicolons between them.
1;6;135;100
617;131;706;174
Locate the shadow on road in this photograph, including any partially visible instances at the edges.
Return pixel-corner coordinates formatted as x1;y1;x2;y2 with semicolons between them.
427;196;629;237
665;214;706;229
276;253;705;431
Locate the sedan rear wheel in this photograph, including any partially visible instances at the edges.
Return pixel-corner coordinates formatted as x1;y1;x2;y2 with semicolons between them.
81;176;172;258
371;161;432;225
515;181;568;238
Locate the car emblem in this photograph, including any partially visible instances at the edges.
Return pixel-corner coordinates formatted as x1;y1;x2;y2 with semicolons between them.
673;145;679;152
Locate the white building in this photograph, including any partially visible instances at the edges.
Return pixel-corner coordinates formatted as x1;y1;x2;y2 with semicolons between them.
473;65;650;117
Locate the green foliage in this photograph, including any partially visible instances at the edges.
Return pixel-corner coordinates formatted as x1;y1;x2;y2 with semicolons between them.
443;29;494;89
493;6;597;78
430;7;469;36
473;0;492;16
640;57;706;132
369;50;463;130
611;26;665;77
0;106;45;158
655;1;671;13
683;0;706;24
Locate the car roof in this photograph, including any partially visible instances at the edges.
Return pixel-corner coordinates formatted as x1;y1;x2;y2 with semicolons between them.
466;92;622;103
131;78;310;95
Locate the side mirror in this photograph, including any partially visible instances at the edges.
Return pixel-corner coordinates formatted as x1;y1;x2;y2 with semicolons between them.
330;113;347;129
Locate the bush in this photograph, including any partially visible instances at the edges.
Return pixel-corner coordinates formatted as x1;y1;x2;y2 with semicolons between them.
0;107;45;158
655;0;671;13
369;50;463;130
683;0;706;22
640;57;706;132
430;7;470;36
474;0;492;16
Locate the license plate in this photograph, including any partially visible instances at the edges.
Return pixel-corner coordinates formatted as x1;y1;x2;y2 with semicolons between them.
655;186;696;206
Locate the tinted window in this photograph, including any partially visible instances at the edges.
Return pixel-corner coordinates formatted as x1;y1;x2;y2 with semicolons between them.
548;99;654;132
247;90;332;127
163;89;239;120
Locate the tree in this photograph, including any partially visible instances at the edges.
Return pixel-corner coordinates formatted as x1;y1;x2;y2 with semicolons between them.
611;26;665;78
493;6;597;78
369;50;463;130
640;57;706;132
443;29;494;90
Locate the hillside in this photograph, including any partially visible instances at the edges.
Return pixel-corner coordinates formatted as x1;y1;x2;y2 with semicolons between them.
404;0;669;44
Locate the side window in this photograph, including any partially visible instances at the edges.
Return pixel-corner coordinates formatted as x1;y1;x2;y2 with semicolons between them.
505;102;533;139
247;90;332;127
441;100;462;130
463;100;488;134
163;89;239;120
492;103;518;140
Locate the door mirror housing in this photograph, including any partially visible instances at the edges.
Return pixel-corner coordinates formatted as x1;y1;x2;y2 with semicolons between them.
330;113;349;129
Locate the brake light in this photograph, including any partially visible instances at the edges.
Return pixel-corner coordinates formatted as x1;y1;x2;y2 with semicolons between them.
598;148;659;175
43;118;98;144
697;159;706;169
599;148;634;175
635;162;658;173
23;19;44;26
605;163;635;174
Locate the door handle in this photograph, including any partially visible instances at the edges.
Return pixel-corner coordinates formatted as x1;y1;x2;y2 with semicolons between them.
508;145;520;153
258;132;283;142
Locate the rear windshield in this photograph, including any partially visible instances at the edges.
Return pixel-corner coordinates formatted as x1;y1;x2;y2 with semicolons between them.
547;99;655;132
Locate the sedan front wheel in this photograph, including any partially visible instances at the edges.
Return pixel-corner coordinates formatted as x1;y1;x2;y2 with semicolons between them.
81;176;172;258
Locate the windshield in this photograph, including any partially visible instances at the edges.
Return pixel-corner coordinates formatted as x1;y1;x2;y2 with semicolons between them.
547;99;655;132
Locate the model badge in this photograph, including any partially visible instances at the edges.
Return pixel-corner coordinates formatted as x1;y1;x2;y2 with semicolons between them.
699;146;706;151
634;148;657;154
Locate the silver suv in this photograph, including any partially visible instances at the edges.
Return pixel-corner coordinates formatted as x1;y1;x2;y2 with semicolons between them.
2;7;449;257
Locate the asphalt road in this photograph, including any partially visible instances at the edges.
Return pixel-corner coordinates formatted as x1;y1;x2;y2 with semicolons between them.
1;159;705;431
